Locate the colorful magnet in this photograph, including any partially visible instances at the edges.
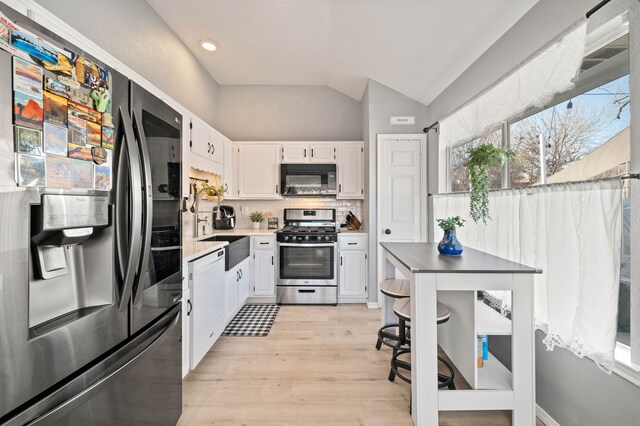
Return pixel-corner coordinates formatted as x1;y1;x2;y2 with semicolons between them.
13;56;43;98
94;165;111;191
14;125;42;155
91;146;107;165
46;154;72;189
101;126;114;149
43;122;68;156
43;91;68;127
71;158;93;189
68;143;92;161
14;91;43;130
68;116;87;146
16;153;46;187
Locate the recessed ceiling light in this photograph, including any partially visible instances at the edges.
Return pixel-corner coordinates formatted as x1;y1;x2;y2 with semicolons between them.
200;39;217;52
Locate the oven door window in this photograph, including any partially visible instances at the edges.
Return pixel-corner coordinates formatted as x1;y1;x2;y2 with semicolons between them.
280;245;334;280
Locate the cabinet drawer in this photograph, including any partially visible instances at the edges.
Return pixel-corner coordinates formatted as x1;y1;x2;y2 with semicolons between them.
253;236;275;249
339;235;367;250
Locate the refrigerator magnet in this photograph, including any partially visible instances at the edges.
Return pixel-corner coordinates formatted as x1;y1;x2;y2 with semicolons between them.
14;91;43;130
43;91;68;127
68;116;87;146
14;126;42;155
16;153;46;187
71;158;93;189
46;154;72;189
43;122;68;156
13;56;43;99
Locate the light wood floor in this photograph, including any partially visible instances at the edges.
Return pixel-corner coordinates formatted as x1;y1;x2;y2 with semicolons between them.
179;304;542;425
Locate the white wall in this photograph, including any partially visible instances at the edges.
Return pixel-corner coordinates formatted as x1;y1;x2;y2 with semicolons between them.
363;79;428;304
34;0;220;127
217;85;361;141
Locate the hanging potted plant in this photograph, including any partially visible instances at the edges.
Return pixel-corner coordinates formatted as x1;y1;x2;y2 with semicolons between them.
436;216;465;255
249;211;265;229
466;144;513;224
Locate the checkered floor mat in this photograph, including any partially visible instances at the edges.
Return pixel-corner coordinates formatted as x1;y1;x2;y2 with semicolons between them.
222;304;280;337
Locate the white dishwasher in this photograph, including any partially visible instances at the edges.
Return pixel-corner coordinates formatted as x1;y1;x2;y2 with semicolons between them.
189;248;226;370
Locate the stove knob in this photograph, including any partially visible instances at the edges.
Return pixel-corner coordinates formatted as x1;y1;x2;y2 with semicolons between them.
325;236;330;241
304;236;310;241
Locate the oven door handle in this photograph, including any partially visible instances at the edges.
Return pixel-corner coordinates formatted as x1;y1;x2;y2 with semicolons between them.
278;243;336;248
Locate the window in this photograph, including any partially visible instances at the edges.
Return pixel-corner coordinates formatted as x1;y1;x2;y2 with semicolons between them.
450;128;503;192
509;75;630;187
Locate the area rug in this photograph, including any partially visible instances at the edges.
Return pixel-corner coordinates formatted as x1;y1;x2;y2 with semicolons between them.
222;304;280;337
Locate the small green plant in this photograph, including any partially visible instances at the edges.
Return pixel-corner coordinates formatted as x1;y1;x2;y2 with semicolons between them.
466;144;514;224
249;211;265;223
436;216;465;232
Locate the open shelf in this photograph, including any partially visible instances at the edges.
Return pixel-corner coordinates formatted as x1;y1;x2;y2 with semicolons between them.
476;301;512;335
476;352;512;390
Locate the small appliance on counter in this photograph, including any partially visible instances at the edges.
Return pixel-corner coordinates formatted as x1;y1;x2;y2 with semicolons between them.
213;205;236;230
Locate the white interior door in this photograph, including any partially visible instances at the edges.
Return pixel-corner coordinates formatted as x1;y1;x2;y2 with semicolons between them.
377;135;424;242
376;133;426;316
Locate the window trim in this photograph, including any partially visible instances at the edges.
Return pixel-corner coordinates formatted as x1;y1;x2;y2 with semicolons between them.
614;342;640;386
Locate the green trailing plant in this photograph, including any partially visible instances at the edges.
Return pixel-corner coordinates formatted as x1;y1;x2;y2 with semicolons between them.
466;144;514;224
249;211;265;223
200;183;228;197
436;216;465;232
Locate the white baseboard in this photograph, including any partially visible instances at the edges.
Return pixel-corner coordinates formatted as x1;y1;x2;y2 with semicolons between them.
367;302;380;309
536;404;560;426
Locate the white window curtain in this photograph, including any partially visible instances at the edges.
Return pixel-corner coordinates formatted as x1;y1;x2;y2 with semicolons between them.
437;20;588;190
432;179;622;372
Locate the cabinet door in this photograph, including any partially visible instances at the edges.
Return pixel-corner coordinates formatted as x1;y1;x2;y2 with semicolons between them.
339;250;367;297
237;259;250;306
281;144;308;163
209;129;224;164
237;145;280;198
309;144;336;163
190;118;211;160
190;250;225;369
223;139;235;199
253;250;275;296
337;143;364;199
225;266;239;322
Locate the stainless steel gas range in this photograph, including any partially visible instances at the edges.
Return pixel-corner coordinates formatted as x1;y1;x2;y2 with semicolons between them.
276;208;338;305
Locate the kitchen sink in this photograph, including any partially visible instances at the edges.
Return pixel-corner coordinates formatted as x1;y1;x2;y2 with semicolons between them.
200;235;250;271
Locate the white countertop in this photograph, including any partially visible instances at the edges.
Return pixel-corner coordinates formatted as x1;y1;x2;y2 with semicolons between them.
183;228;277;263
338;228;368;235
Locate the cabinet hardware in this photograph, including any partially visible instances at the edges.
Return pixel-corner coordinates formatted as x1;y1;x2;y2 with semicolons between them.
348;242;357;245
275;185;278;193
212;146;215;154
365;254;367;260
187;299;193;316
339;184;342;192
340;256;343;266
311;148;314;157
239;269;243;279
361;189;364;194
304;149;307;158
271;256;274;265
189;121;193;129
259;242;269;245
189;140;192;148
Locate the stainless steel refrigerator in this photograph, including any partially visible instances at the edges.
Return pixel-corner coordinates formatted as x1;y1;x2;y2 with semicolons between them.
0;5;183;425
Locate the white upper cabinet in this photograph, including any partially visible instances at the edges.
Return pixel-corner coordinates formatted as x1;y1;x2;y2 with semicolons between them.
223;138;236;199
337;142;364;199
281;144;309;163
236;144;281;199
190;117;223;164
281;143;336;163
309;144;336;163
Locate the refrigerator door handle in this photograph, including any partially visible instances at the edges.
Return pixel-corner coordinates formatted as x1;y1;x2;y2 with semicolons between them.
5;306;181;426
131;110;154;306
116;107;144;312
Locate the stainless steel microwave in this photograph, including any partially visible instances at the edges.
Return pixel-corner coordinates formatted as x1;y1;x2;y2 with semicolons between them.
280;164;337;197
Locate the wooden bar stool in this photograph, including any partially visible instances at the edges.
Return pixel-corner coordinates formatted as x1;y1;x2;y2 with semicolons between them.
389;297;456;390
375;279;411;351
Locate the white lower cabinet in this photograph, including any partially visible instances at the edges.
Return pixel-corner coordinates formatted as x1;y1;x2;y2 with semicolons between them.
338;234;368;302
189;248;226;370
225;257;251;323
253;249;275;297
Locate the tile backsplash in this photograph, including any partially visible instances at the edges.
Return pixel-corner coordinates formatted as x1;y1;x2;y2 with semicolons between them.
184;197;363;237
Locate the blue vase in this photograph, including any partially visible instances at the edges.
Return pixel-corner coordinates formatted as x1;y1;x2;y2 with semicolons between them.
438;230;463;255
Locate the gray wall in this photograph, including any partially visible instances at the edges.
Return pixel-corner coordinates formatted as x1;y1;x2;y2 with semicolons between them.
364;79;428;303
426;0;640;424
35;0;220;127
216;85;361;141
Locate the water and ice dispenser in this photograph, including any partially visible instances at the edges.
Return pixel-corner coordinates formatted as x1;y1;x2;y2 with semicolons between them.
29;194;114;333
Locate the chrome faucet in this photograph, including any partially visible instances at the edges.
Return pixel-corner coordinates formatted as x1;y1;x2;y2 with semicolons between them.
193;187;211;238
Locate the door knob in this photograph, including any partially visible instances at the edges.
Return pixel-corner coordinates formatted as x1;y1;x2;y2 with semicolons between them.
384;229;391;235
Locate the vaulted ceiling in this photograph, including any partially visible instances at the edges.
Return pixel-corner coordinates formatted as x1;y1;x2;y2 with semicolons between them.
146;0;539;105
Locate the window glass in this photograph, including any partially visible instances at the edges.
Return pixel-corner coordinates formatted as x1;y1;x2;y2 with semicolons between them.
510;74;630;187
450;128;502;192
